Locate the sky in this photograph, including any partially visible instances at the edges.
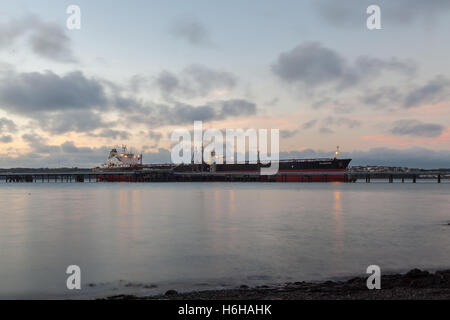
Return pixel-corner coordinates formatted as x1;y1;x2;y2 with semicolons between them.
0;0;450;168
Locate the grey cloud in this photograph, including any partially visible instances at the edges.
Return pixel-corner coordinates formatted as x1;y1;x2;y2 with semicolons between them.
129;99;257;127
156;64;236;100
169;103;216;123
317;116;360;134
61;141;95;154
325;116;362;129
0;18;29;48
265;98;279;107
37;111;108;134
0;15;76;62
143;131;163;149
336;117;361;129
0;70;107;114
142;148;171;164
390;120;444;137
29;21;76;62
0;117;17;133
186;64;236;96
22;133;60;154
319;127;334;134
218;99;256;118
156;71;180;97
403;76;450;108
272;42;347;87
112;95;146;112
360;86;403;106
354;56;416;78
22;133;45;145
272;42;414;89
0;135;12;143
90;129;131;140
148;131;163;143
301;119;317;130
128;74;148;93
314;0;450;27
360;76;450;109
170;17;211;46
280;130;298;139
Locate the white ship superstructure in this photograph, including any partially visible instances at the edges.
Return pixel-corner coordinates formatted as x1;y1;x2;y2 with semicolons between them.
101;145;142;168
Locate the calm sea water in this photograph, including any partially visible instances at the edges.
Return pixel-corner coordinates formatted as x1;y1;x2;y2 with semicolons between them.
0;181;450;298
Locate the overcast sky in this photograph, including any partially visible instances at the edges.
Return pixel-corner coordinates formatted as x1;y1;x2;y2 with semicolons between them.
0;0;449;168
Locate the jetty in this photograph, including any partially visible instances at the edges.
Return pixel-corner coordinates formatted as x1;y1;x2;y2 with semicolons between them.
0;169;448;183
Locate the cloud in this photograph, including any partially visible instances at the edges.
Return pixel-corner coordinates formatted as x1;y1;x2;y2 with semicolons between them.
272;42;414;89
320;116;361;131
0;70;107;114
22;133;60;154
217;99;256;118
169;17;211;46
0;15;76;62
0;117;17;133
359;76;450;109
301;119;317;130
280;129;298;139
11;136;112;167
0;135;12;143
128;99;257;127
319;127;334;134
156;64;236;100
328;116;361;129
0;64;251;136
403;76;450;108
60;141;96;154
272;42;347;87
314;0;450;27
156;71;180;98
360;86;403;106
29;21;76;62
142;148;171;164
89;129;131;140
390;120;444;137
148;131;163;143
166;103;216;123
317;116;361;134
37;110;108;134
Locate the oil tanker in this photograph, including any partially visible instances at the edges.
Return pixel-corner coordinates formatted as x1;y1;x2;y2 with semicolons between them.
94;146;351;182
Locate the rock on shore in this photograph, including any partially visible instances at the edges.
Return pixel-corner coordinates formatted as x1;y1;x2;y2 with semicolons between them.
105;269;450;300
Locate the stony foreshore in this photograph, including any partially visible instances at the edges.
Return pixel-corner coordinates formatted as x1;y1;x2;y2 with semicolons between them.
105;269;450;300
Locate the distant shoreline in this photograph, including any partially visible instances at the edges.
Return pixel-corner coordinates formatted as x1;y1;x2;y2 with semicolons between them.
104;269;450;300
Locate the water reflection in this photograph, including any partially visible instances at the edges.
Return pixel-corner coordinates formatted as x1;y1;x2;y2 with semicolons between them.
332;191;344;263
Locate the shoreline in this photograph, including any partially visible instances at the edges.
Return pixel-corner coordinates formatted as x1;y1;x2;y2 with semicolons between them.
104;269;450;300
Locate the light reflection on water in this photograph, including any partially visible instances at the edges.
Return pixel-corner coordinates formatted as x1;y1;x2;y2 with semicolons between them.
0;182;450;298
